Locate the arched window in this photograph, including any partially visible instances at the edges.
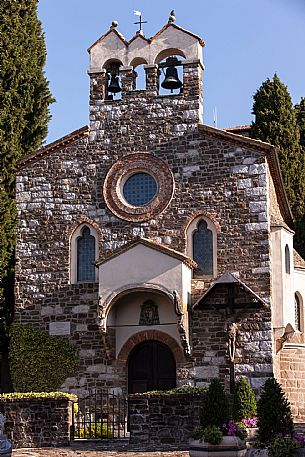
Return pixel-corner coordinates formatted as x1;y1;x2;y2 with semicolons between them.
186;215;217;278
77;227;95;282
70;224;99;284
295;293;303;332
193;221;213;275
285;244;290;274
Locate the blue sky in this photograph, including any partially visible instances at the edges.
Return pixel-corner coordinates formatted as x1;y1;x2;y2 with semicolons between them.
38;0;305;144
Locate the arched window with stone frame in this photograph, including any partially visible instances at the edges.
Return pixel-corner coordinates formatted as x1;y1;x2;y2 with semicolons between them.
70;223;99;284
295;292;303;332
186;215;217;278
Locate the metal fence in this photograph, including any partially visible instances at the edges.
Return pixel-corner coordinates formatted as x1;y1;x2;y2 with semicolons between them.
71;390;128;440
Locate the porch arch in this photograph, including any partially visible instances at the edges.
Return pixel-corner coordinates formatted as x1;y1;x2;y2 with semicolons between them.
116;329;185;367
100;283;180;329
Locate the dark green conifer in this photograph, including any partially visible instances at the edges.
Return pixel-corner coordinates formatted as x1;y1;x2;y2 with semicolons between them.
293;98;305;257
200;379;230;429
0;0;54;391
232;377;257;422
250;74;304;219
257;377;294;446
295;98;305;149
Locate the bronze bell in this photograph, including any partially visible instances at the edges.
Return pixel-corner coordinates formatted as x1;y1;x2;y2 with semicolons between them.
161;64;182;91
108;74;122;94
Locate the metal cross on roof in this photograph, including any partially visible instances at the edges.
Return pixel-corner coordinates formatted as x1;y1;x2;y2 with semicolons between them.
133;10;147;34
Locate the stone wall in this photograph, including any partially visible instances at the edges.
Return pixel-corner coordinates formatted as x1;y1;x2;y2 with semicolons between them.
0;396;73;448
128;392;202;448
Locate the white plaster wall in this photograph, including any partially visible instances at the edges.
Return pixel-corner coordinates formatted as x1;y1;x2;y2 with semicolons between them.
271;227;284;328
89;26;203;71
99;244;189;305
271;226;294;329
294;269;305;330
107;291;181;356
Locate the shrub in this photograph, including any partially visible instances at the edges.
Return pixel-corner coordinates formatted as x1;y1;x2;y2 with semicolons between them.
257;378;294;446
199;379;230;429
192;426;205;440
203;425;223;445
0;391;76;400
78;423;113;439
232;377;257;422
268;436;299;457
9;323;78;392
134;386;206;395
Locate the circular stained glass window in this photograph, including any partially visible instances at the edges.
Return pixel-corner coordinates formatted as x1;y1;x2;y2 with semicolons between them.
123;172;157;206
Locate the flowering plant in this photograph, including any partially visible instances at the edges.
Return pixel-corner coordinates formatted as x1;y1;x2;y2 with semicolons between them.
291;432;305;448
222;420;247;440
241;417;258;428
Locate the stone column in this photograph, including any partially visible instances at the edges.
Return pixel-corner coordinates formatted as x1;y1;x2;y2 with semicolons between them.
144;64;159;96
120;66;136;96
182;59;204;123
88;69;108;103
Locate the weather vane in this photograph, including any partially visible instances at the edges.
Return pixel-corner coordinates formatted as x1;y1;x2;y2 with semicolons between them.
133;10;147;34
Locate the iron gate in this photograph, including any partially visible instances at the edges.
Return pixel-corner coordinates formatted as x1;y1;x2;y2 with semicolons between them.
71;390;128;440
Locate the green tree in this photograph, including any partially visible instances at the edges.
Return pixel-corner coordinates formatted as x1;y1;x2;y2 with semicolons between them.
293;98;305;257
200;379;230;429
295;97;305;150
232;377;257;422
257;377;294;446
0;0;54;391
250;74;304;220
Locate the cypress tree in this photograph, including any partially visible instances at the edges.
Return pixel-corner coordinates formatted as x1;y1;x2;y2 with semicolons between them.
250;74;304;220
294;98;305;258
0;0;54;391
295;97;305;150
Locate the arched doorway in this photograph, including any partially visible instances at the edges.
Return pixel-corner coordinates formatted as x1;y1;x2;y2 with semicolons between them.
128;340;176;393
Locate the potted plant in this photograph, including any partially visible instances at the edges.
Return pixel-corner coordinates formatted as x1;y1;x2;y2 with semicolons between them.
233;377;257;442
189;379;247;457
251;378;305;457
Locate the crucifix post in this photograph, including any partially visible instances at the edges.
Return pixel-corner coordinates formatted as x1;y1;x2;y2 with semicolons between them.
225;283;238;394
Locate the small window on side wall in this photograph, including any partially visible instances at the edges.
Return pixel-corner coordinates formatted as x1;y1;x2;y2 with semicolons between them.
70;224;99;284
285;244;290;274
295;293;303;332
186;215;217;278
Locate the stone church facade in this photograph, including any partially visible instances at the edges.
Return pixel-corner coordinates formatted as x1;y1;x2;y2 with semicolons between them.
15;18;305;419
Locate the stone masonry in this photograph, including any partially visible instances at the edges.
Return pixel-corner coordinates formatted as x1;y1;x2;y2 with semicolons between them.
0;396;73;448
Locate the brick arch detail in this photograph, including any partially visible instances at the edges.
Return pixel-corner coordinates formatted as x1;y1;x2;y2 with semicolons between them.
116;330;185;367
184;211;221;234
68;217;103;242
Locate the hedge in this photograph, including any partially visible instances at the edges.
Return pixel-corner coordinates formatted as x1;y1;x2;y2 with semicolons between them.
9;323;78;392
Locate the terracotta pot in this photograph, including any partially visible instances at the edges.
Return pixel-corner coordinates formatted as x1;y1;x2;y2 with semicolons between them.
189;436;247;457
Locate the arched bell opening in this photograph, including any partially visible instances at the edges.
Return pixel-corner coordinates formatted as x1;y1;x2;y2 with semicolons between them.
103;58;123;100
130;57;148;91
156;50;185;96
128;340;176;393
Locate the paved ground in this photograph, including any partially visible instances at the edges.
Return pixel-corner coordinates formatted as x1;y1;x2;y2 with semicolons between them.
13;450;189;457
